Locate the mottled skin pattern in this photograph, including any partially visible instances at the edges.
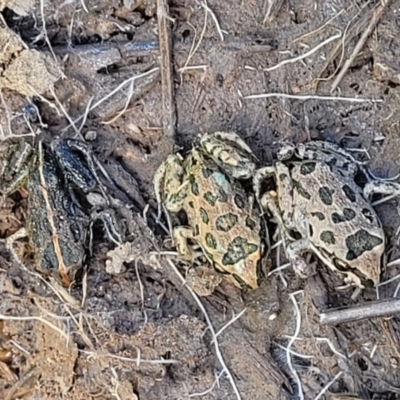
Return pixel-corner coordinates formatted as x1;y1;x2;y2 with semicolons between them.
154;132;262;289
283;161;383;284
256;141;385;289
0;139;120;286
26;147;88;281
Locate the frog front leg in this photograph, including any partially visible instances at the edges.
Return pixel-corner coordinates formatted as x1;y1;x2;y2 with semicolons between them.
254;163;295;230
364;181;400;200
153;154;187;236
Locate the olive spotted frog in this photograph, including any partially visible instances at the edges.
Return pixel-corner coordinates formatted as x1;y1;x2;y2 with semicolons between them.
154;132;263;290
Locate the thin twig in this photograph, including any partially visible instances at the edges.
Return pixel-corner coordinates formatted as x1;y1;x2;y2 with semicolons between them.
39;0;65;79
320;298;400;325
49;87;81;137
287;291;304;400
0;315;69;341
167;258;242;400
135;257;148;324
181;15;207;72
293;8;347;43
213;308;247;341
80;349;178;364
201;1;224;41
330;0;390;92
60;68;159;133
314;371;344;400
157;0;176;139
80;0;89;13
265;32;341;72
103;79;135;125
243;92;383;103
189;370;225;397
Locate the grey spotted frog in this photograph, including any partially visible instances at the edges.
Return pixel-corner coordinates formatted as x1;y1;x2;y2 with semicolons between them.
154;132;263;290
254;141;385;293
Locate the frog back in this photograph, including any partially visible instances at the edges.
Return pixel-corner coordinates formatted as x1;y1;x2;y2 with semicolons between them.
291;161;384;283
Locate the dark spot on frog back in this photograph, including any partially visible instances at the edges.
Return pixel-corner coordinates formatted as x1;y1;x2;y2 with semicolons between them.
311;212;325;220
216;213;238;232
222;237;258;265
246;216;257;230
318;186;334;205
218;188;228;202
342;184;356;202
205;233;217;249
332;208;356;223
204;191;217;206
293;179;311;200
300;162;316;175
361;208;375;223
202;167;213;178
345;229;383;261
320;231;336;245
199;207;209;224
189;175;199;196
234;194;246;209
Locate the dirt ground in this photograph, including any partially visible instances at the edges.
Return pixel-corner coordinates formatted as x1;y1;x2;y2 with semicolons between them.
1;0;400;399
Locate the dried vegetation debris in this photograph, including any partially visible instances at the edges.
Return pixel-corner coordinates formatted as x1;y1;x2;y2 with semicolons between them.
0;0;400;399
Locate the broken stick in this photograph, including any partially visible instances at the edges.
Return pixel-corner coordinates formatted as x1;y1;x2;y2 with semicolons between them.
320;297;400;325
157;0;176;140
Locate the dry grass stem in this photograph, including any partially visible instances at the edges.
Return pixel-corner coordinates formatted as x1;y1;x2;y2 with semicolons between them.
268;263;290;276
135;257;148;324
287;291;304;400
27;84;62;116
314;371;344;400
103;80;135;125
244;92;383;103
80;349;178;365
78;96;94;133
315;1;373;86
80;0;89;13
157;0;176;139
265;32;341;72
181;9;208;72
189;370;225;397
167;258;242;400
293;8;347;43
273;342;313;359
201;1;224;41
178;65;207;73
316;338;347;359
49;87;81;137
39;0;65;79
0;314;69;341
61;68;159;133
213;308;247;341
331;0;390;92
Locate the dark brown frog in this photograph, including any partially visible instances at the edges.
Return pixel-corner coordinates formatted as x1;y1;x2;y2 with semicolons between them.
0;138;121;286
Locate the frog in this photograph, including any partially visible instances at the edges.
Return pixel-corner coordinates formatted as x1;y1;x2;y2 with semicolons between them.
253;140;385;294
0;137;122;286
154;131;264;290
